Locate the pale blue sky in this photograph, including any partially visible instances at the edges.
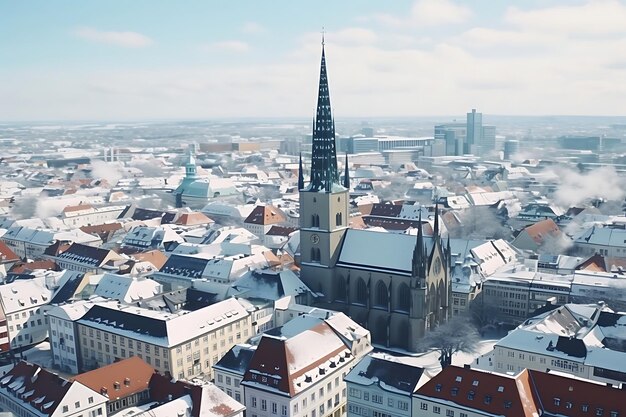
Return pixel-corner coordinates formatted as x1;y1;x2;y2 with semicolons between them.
1;0;625;121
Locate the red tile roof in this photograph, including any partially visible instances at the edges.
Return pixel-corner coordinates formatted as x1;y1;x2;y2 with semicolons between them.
416;366;626;417
0;361;74;416
62;204;93;213
73;356;154;400
523;218;561;244
528;370;626;417
416;366;537;417
242;322;349;396
244;205;286;225
0;241;19;263
175;212;214;226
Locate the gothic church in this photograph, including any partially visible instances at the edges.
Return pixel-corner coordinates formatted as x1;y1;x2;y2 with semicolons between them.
299;41;452;352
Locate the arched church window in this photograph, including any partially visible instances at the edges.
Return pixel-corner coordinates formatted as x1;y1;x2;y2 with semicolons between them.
311;248;320;262
397;283;410;312
355;278;367;305
374;281;388;308
311;214;320;228
335;212;342;226
336;277;347;302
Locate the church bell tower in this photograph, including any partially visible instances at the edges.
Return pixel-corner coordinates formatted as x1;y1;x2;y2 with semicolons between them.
299;38;349;300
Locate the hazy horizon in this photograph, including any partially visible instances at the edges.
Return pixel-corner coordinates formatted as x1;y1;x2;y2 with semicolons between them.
3;0;626;121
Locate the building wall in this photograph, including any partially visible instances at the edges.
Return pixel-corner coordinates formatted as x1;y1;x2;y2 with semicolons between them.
346;382;411;417
214;369;245;404
62;206;126;228
413;395;487;417
49;314;80;374
244;360;350;417
77;313;251;380
4;306;48;350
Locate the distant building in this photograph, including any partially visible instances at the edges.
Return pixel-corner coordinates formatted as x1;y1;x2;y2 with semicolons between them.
434;123;465;156
175;150;239;209
466;109;482;154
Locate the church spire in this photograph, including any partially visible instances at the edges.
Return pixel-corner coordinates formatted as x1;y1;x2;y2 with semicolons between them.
412;211;426;278
298;153;304;190
308;37;339;192
433;202;440;237
343;153;350;189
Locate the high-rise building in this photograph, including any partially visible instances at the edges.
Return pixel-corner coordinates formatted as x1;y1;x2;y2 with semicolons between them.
481;124;496;156
434;123;466;156
466;108;482;154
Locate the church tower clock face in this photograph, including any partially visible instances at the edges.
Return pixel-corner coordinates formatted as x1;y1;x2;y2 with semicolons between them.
311;234;320;244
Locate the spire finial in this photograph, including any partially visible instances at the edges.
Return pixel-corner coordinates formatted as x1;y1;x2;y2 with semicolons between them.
321;27;325;46
343;152;350;189
298;153;305;191
433;202;440;237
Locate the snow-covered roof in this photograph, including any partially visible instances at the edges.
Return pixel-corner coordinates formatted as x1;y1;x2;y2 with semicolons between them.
94;273;162;303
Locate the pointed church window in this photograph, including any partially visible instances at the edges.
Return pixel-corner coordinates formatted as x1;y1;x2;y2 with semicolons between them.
374;281;388;308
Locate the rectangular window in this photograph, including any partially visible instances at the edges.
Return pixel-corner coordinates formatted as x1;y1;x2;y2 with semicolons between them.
261;399;267;411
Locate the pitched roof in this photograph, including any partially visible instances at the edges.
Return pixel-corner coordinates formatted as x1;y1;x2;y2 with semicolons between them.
529;369;626;417
0;361;74;416
175;212;214;226
57;243;117;267
62;203;93;213
244;205;286;226
416;366;538;417
344;353;424;394
523;218;561;244
132;250;168;270
0;241;19;263
148;374;244;417
266;225;297;237
242;321;349;396
73;356;154;400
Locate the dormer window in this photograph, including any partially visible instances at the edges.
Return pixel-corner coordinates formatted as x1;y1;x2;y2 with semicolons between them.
114;382;120;390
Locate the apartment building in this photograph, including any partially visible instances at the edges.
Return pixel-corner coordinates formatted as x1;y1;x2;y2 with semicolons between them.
414;365;625;417
345;353;425;417
54;243;124;273
220;313;372;417
488;303;626;387
0;361;107;417
61;204;127;228
76;297;253;380
0;276;52;351
47;299;108;374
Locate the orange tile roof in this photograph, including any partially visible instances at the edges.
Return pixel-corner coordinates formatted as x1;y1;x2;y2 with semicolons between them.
175;212;214;226
62;203;93;213
73;356;154;400
0;241;19;263
132;250;169;270
524;218;561;244
244;205;286;225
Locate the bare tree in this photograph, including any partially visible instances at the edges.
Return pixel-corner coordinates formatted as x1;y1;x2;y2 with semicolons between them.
417;316;480;368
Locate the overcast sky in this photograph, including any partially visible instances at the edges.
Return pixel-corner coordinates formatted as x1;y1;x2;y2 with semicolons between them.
2;0;626;121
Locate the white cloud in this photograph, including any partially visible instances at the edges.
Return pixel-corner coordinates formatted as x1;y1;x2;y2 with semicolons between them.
505;0;626;36
241;22;267;35
373;0;472;27
204;40;250;53
74;26;153;48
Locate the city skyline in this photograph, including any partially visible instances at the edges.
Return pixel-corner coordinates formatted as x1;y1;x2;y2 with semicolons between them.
3;0;626;121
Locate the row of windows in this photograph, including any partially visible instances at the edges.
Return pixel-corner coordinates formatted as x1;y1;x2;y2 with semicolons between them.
348;388;409;410
335;279;411;311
